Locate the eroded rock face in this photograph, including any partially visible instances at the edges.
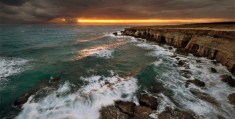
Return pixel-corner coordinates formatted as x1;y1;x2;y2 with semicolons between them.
122;27;235;75
139;94;158;110
228;93;235;105
158;107;197;119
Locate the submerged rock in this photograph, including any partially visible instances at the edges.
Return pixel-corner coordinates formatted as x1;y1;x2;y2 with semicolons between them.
210;67;217;73
190;89;219;106
139;94;158;110
132;106;152;119
186;79;205;87
228;93;235;105
220;75;235;87
177;60;187;66
180;70;192;78
158;107;197;119
99;106;129;119
115;101;136;116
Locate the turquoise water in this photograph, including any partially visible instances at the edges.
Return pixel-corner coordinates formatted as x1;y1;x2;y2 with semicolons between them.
0;25;234;119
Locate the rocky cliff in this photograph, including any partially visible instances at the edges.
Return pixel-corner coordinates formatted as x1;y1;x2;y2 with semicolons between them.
122;23;235;75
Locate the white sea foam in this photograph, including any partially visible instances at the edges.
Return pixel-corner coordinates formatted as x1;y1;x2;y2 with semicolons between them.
91;48;114;59
132;38;235;119
0;57;29;80
16;74;138;119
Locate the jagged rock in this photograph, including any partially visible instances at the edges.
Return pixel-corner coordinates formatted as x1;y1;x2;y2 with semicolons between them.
139;94;158;110
220;75;235;87
190;89;219;106
14;93;33;108
186;79;205;87
99;106;130;119
158;107;197;119
115;101;136;116
132;106;152;119
210;67;217;73
228;93;235;105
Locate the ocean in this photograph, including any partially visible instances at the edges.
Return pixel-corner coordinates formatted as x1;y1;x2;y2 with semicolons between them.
0;25;234;119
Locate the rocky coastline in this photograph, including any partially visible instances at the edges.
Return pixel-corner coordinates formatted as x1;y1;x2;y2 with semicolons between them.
120;23;235;76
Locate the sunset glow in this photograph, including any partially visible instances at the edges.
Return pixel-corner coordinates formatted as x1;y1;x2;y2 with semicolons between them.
77;18;227;25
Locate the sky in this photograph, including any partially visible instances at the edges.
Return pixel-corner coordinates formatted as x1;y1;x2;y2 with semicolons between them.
0;0;235;24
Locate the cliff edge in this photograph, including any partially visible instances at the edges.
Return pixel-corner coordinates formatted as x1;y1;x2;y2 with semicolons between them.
122;22;235;75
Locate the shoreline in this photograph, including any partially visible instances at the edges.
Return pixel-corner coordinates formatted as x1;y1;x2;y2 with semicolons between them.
120;22;235;75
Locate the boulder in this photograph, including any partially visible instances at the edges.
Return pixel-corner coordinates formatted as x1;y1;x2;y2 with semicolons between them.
158;107;197;119
99;106;129;119
132;106;152;119
115;101;136;115
186;79;205;87
220;75;235;87
228;93;235;105
139;94;158;110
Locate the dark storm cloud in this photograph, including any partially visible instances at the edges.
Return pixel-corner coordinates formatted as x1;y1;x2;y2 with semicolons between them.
0;0;234;23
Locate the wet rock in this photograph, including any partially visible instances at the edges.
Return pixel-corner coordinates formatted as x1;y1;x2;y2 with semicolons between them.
186;79;205;87
180;70;192;78
99;106;129;119
190;89;219;106
211;60;218;65
177;60;187;66
139;94;158;110
113;32;118;36
115;101;136;116
228;93;235;105
176;58;180;60
158;107;197;119
210;67;217;73
168;46;173;50
220;75;235;87
132;106;152;119
171;55;177;58
14;93;33;108
175;48;188;56
196;60;202;63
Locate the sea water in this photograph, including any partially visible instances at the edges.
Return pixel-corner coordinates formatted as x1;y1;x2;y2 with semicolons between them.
0;25;234;119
